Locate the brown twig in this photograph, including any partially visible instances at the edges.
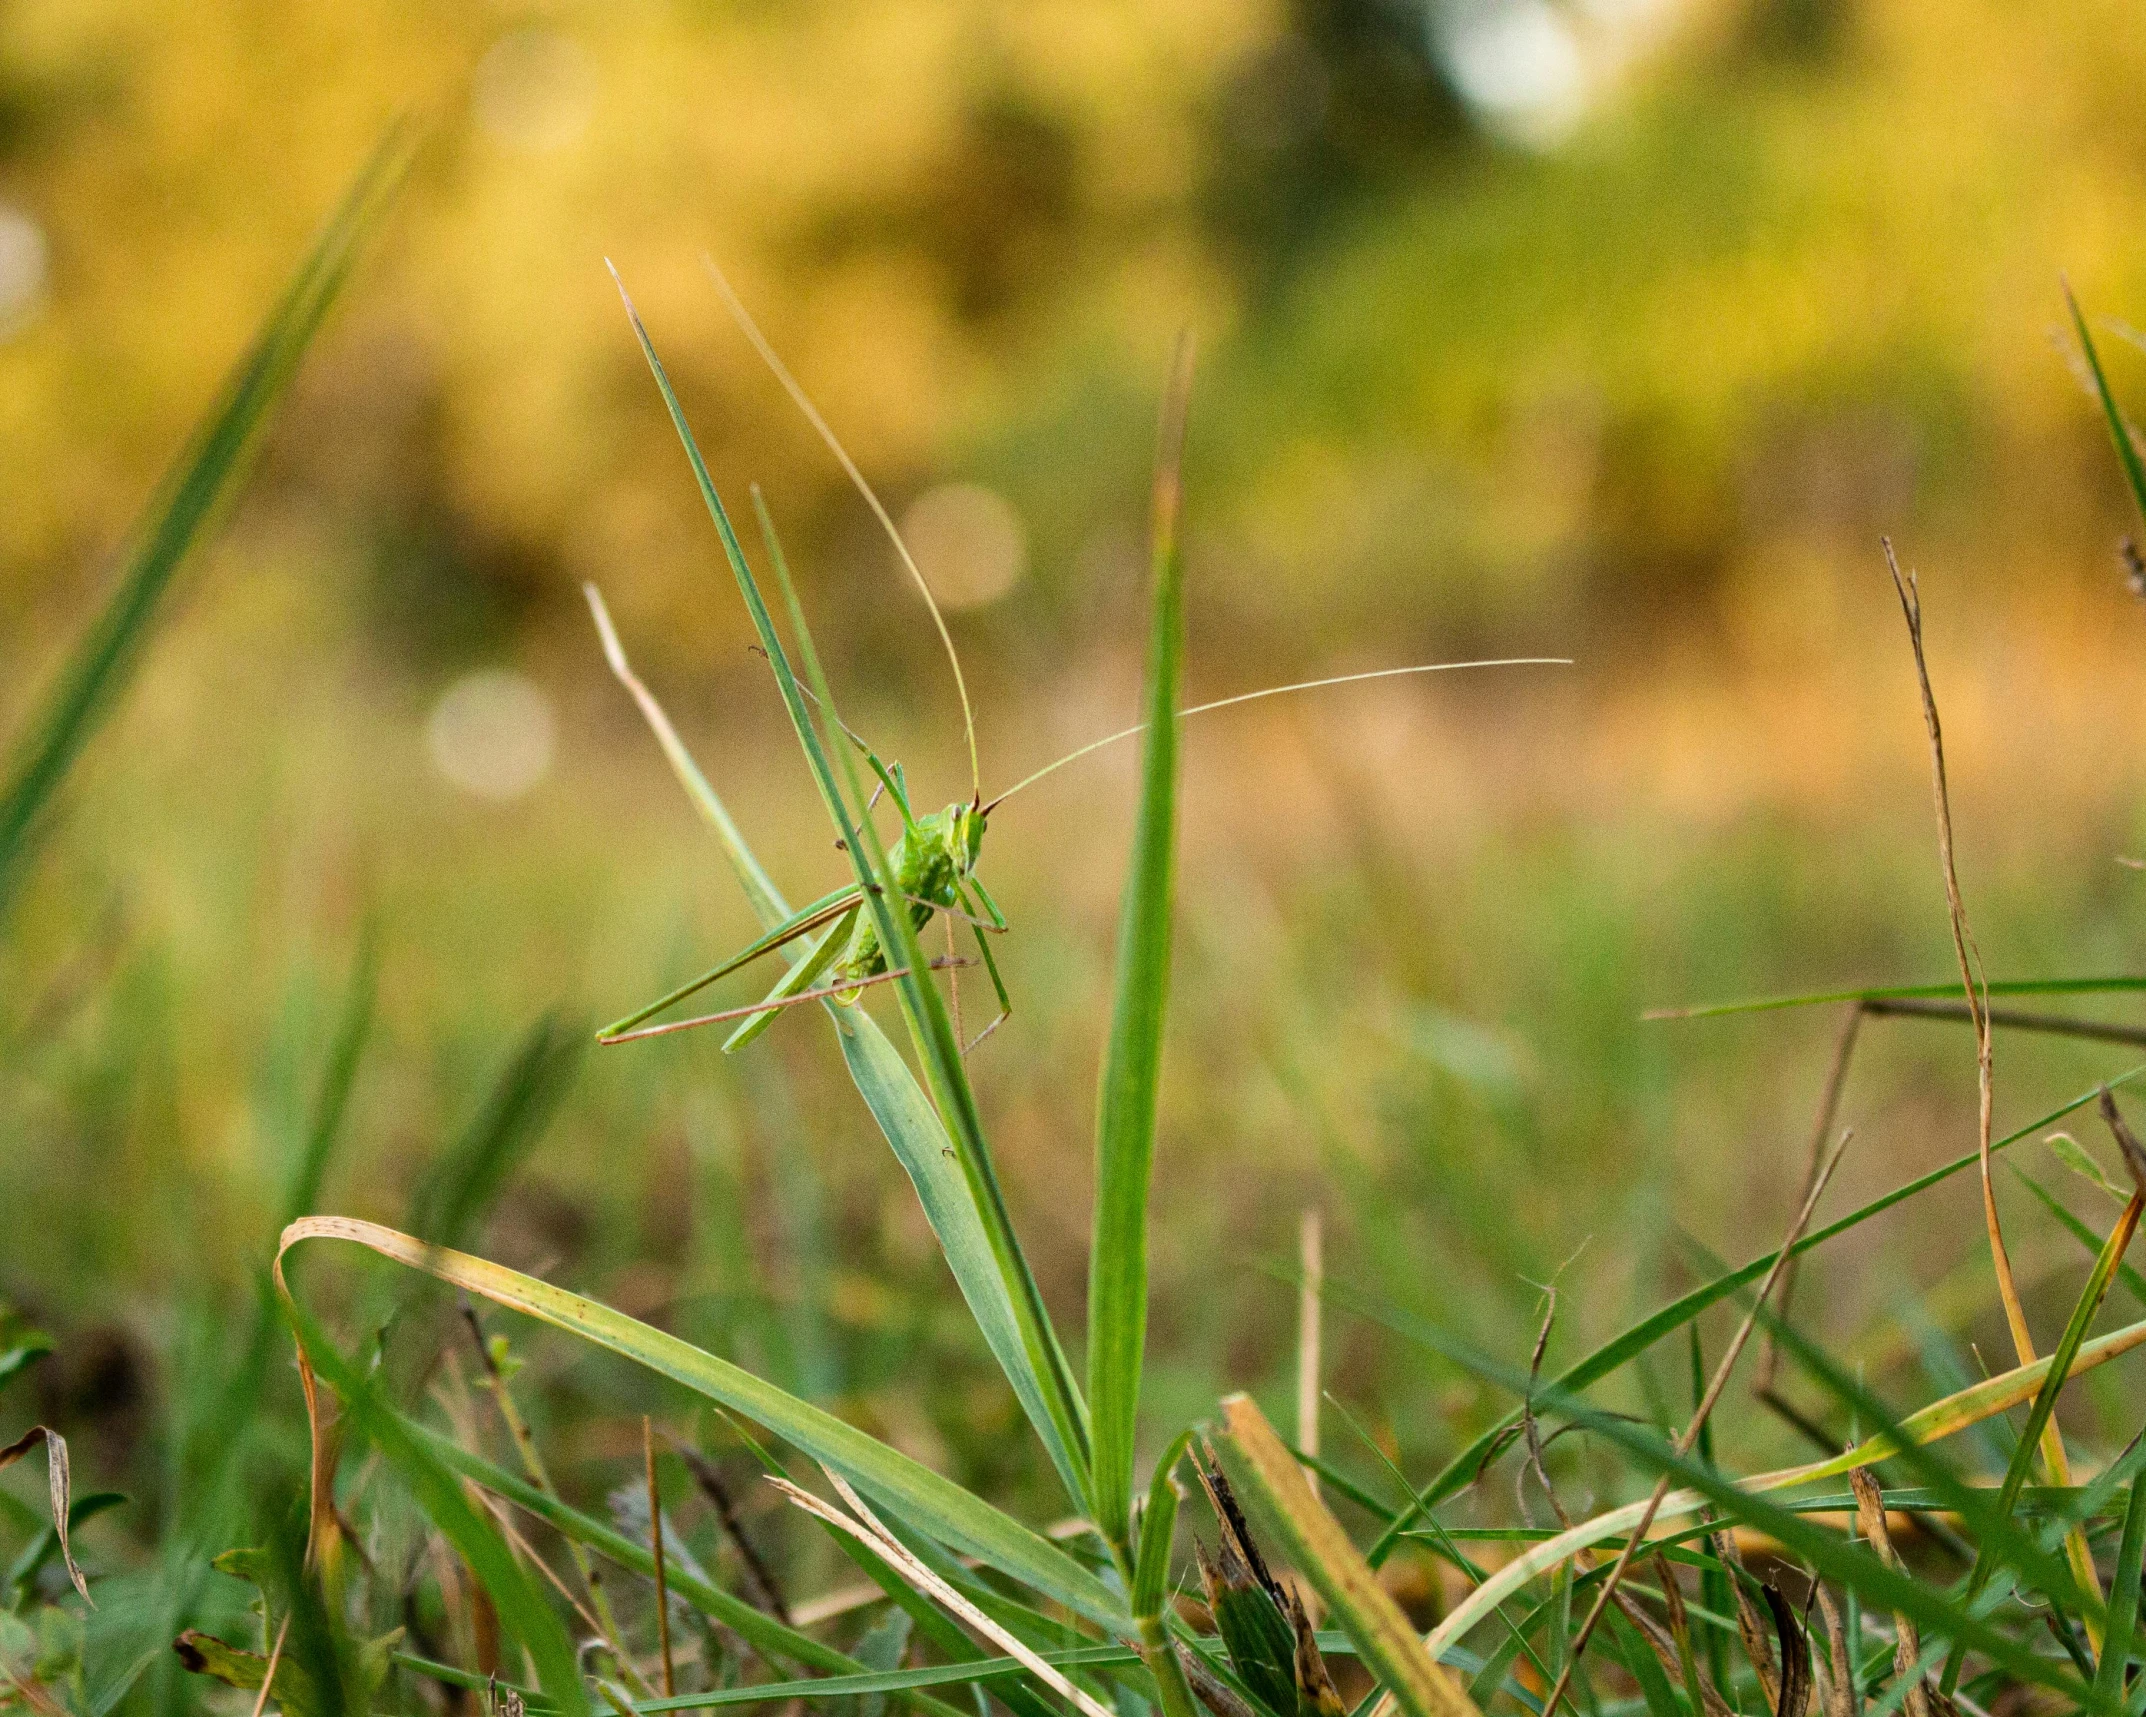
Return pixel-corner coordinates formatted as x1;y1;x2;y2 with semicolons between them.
1884;540;2100;1627
1885;544;2017;1346
1535;1126;1854;1717
1861;998;2146;1048
645;1418;673;1698
665;1436;794;1626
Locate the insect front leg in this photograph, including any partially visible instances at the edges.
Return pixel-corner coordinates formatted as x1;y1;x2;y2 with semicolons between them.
965;874;1009;932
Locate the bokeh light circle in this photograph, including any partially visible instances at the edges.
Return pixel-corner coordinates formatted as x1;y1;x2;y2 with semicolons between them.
426;670;557;801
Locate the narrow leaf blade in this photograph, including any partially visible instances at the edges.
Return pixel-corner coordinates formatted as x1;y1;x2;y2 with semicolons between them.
1089;337;1193;1544
0;127;410;914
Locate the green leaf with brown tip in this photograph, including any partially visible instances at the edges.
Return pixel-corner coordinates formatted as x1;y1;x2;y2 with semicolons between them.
1214;1396;1482;1717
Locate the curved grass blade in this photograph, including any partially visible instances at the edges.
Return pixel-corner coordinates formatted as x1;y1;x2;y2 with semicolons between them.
746;491;1093;1499
1216;1396;1482;1717
605;275;1090;1504
1646;976;2146;1023
279;1217;1125;1631
1354;1065;2146;1564
1090;336;1193;1552
585;582;1085;1505
0;126;411;918
277;1295;589;1717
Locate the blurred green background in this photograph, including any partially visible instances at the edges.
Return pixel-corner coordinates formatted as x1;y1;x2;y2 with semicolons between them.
5;0;2146;1629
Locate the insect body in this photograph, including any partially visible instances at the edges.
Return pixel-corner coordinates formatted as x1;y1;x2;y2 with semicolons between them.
717;794;999;1054
591;727;1009;1053
833;799;986;988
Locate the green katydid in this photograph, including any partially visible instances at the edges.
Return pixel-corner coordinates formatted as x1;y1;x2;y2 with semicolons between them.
590;263;1569;1054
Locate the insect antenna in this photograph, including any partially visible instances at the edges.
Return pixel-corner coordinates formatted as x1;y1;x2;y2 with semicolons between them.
981;656;1574;814
704;255;983;805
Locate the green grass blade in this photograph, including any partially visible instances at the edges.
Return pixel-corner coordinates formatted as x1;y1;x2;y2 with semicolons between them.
1604;1609;1680;1717
278;1295;589;1717
1647;976;2146;1022
1353;1064;2146;1563
606;275;1090;1504
2097;1476;2146;1702
744;491;1093;1500
280;1216;1126;1632
830;1007;1088;1503
1089;338;1192;1549
409;1010;583;1252
2067;283;2146;528
1133;1428;1197;1622
1216;1395;1484;1717
403;1643;1151;1715
2011;1166;2146;1309
587;575;1086;1503
0;126;410;919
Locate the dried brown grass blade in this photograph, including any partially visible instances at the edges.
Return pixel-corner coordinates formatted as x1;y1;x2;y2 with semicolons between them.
0;1425;89;1603
1810;1579;1857;1717
1713;1533;1783;1714
1851;1467;1935;1717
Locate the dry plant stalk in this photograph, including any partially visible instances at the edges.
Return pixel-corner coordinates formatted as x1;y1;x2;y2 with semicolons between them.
1849;1468;1946;1717
1883;541;2101;1625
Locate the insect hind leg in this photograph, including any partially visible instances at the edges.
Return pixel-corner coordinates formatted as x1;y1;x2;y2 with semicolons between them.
955;881;1011;1054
